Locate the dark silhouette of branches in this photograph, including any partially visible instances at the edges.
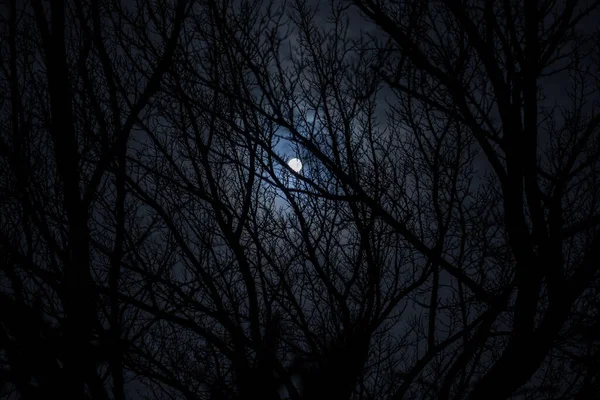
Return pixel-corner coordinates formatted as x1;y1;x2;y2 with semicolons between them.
1;0;599;399
1;0;188;397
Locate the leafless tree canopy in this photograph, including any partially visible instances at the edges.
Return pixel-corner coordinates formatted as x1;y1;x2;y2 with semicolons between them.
1;0;599;399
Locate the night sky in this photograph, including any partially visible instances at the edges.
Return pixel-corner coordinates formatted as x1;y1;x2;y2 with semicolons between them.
1;0;599;399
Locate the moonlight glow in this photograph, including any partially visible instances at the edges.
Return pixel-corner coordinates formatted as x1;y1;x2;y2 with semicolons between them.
288;158;303;172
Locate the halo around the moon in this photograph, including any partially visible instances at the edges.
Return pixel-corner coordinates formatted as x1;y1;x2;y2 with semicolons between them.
288;158;303;172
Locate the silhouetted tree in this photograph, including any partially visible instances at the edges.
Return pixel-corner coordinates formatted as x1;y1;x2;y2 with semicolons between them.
171;0;600;398
0;0;188;397
1;0;599;399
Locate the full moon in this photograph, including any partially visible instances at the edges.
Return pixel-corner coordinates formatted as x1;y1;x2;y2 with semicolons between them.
288;158;303;172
